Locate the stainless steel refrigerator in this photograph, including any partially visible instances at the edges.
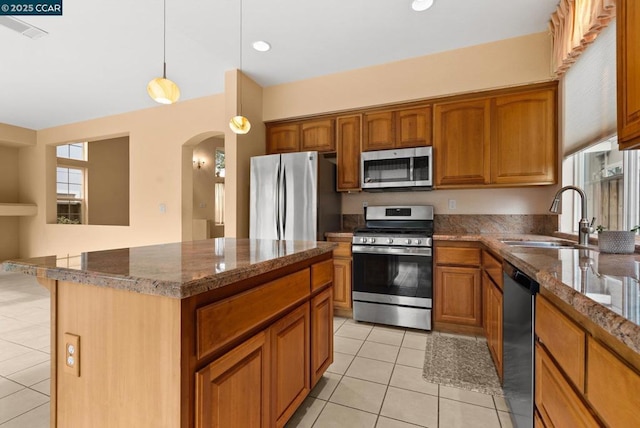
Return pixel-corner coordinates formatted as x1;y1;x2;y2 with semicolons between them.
250;151;341;241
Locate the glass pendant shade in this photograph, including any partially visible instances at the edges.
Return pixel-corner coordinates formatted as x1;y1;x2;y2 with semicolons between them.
229;115;251;134
147;75;180;104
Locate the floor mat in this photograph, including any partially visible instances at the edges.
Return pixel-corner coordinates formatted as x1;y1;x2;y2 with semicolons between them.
422;334;504;396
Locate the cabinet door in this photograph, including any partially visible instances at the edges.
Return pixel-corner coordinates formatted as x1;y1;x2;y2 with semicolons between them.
311;287;334;386
271;304;310;428
336;115;362;191
434;99;491;187
491;89;557;185
363;111;395;151
535;343;600;428
617;0;640;149
301;119;336;152
332;258;352;309
434;266;482;326
586;337;640;428
195;331;270;428
395;106;432;148
267;123;300;154
486;275;503;381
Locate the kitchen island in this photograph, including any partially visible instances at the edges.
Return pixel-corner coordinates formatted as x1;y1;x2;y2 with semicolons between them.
2;238;337;428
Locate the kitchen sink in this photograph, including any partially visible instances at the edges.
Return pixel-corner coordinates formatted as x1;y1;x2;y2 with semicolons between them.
501;240;579;249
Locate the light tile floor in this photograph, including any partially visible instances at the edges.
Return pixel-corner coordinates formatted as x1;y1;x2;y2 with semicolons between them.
0;271;514;427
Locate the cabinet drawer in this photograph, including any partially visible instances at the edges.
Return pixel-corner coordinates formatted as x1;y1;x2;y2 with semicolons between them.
333;241;352;258
436;247;481;266
535;343;599;428
311;259;333;293
482;249;502;289
196;269;310;360
587;337;640;427
535;296;585;392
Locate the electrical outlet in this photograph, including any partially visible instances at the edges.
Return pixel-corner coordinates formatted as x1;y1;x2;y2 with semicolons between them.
159;203;167;214
64;333;81;377
448;199;457;210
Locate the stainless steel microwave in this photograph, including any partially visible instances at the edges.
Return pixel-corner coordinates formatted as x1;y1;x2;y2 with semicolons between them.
361;146;433;191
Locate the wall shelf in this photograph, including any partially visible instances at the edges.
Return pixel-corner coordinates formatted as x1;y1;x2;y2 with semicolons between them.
0;203;37;217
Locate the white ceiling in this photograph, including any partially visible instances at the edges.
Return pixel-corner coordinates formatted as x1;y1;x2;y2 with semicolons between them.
0;0;559;130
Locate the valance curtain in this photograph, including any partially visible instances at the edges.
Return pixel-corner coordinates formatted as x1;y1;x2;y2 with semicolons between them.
550;0;616;76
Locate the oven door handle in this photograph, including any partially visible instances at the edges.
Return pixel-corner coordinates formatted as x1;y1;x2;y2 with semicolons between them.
352;245;432;257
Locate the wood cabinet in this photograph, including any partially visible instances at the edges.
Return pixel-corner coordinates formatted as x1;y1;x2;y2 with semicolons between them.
266;119;335;154
311;287;334;386
336;115;361;191
616;0;640;149
491;89;556;185
434;243;482;333
434;83;557;188
586;337;640;427
362;106;431;151
434;99;491;186
535;343;600;428
267;123;300;154
481;249;503;382
326;236;352;315
535;293;640;427
196;331;271;428
270;304;310;428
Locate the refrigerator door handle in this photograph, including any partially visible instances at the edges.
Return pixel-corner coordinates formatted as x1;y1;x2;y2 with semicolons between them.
275;162;281;240
282;166;287;237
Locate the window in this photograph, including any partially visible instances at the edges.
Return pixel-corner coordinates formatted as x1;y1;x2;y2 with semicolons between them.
56;143;87;224
562;137;640;233
214;148;225;225
52;137;130;226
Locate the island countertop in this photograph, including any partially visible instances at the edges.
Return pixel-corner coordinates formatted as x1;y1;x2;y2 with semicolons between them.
1;238;337;299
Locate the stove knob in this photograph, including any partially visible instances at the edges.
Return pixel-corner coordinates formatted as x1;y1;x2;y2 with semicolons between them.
361;237;368;244
416;239;422;245
370;238;376;243
406;239;412;245
388;238;393;244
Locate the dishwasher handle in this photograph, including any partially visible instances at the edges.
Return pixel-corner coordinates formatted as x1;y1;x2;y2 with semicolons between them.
504;262;539;294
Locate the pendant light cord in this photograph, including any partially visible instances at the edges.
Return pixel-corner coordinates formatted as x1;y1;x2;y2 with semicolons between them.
239;0;243;116
163;0;167;78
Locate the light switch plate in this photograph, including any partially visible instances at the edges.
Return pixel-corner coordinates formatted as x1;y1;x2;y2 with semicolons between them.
64;333;80;377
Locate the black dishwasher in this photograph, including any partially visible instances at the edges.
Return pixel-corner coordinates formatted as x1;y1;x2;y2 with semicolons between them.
503;262;539;428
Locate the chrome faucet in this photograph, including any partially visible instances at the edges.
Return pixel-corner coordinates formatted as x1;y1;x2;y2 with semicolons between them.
549;185;595;246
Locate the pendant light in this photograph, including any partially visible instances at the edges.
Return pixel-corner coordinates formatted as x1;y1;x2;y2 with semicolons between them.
147;0;180;104
229;0;251;134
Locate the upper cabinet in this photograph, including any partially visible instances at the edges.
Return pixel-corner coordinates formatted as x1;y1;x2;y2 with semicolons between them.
336;115;361;192
617;0;640;150
267;123;300;154
267;119;335;154
362;106;431;151
434;83;558;188
491;88;557;185
434;99;491;186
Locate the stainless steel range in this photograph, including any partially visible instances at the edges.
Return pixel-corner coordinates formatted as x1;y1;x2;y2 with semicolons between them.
352;205;434;330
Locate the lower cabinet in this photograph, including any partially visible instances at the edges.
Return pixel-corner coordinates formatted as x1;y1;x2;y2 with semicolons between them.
326;236;353;313
271;304;310;428
482;271;503;380
195;331;271;428
434;265;482;327
311;287;334;386
535;343;599;428
535;294;640;427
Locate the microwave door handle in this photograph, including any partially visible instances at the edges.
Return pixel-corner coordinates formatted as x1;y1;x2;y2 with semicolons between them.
409;156;414;181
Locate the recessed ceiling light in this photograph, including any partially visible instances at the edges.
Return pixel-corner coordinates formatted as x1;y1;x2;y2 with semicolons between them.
252;41;271;52
412;0;434;12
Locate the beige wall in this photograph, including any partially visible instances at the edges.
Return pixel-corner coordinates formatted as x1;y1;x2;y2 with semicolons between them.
264;32;560;216
86;137;130;226
0;146;20;260
0;123;36;147
20;94;230;258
